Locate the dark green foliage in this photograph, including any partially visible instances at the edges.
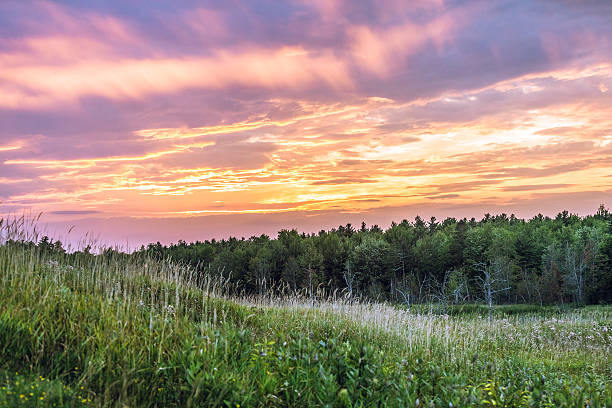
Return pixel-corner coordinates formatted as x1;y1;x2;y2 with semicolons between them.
132;206;612;305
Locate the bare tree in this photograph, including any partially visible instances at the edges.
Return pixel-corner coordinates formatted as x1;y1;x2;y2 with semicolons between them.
563;228;600;305
414;271;429;304
476;261;511;319
542;227;603;305
395;286;410;308
452;280;468;305
394;268;428;305
431;270;451;313
343;261;356;298
254;259;269;297
392;249;408;302
393;260;412;307
307;263;314;303
530;271;543;306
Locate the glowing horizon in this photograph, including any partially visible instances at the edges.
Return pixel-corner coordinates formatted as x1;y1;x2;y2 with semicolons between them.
1;0;611;246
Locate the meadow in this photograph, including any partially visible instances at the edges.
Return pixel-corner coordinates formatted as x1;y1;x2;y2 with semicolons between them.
0;222;610;407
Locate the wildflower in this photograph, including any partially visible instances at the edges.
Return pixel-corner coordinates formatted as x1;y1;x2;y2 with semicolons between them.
337;388;349;402
165;304;176;316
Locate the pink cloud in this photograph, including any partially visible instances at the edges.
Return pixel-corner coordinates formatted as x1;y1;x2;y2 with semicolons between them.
298;0;346;21
160;8;229;44
0;1;471;109
350;13;457;76
0;46;353;108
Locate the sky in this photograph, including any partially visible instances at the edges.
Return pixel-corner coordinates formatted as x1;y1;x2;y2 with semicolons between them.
1;0;611;248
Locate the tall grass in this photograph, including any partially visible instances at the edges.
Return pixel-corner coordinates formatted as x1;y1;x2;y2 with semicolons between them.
0;216;610;407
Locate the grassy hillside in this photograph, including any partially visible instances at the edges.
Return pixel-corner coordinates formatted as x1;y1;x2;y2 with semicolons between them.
0;236;611;406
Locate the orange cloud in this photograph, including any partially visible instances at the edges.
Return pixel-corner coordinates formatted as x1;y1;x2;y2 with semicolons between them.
7;67;611;221
0;144;23;152
135;102;361;141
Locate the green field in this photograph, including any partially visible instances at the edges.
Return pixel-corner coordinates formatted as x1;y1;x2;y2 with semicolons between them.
0;240;610;407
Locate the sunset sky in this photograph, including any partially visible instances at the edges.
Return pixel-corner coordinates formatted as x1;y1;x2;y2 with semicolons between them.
1;0;612;247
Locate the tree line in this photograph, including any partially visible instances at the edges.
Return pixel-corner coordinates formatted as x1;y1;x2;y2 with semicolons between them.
31;205;612;306
129;205;612;306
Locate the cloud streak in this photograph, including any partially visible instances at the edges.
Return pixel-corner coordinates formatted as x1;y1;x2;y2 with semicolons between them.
0;47;354;109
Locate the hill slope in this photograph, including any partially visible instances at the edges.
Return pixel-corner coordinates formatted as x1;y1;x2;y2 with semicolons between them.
0;241;611;407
